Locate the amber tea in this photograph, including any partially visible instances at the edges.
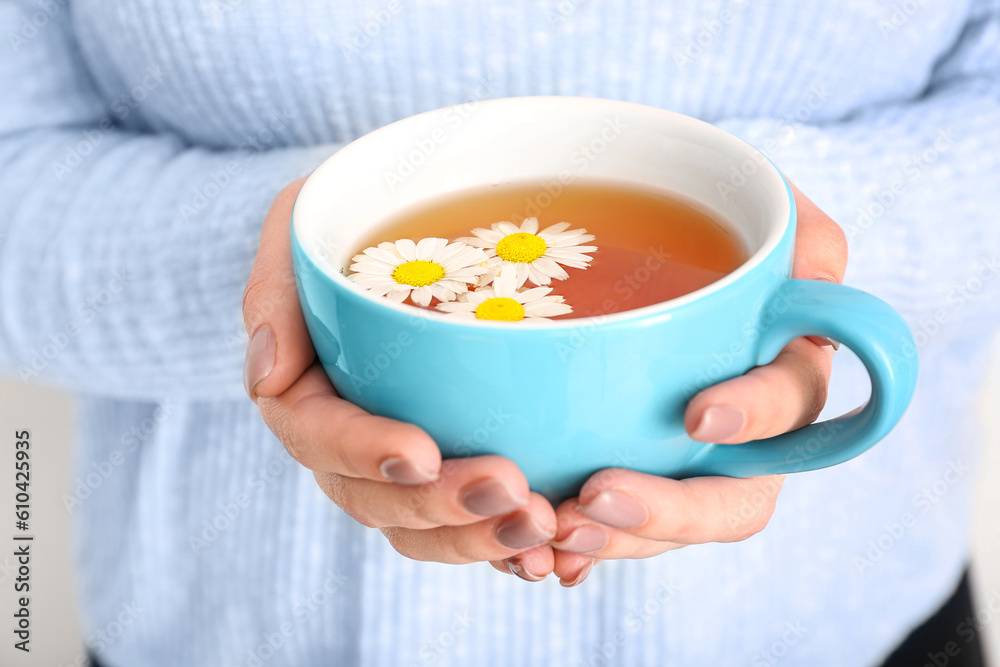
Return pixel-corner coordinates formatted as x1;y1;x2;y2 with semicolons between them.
349;182;748;320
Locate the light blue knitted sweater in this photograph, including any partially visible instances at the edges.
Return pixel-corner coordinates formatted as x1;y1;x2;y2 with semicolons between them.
2;1;1000;665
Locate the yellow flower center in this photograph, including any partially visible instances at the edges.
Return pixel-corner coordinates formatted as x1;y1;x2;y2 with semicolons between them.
495;232;547;264
392;260;445;287
475;297;525;321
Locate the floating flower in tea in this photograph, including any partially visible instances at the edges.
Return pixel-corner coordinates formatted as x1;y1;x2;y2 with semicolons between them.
348;217;593;318
348;237;488;306
459;217;597;288
436;267;572;321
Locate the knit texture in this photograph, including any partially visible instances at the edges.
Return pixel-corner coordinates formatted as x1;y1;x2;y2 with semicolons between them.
1;1;999;665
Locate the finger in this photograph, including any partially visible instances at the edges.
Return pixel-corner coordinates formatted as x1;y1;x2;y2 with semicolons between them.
790;183;848;350
380;493;556;564
681;185;845;446
489;560;510;575
490;545;557;583
552;485;683;559
685;337;833;444
313;455;530;530
789;182;848;283
551;550;599;587
242;177;315;401
553;496;682;561
549;470;783;559
258;364;442;481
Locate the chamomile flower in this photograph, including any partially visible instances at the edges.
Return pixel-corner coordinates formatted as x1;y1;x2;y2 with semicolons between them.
349;237;488;307
436;266;573;322
459;217;596;288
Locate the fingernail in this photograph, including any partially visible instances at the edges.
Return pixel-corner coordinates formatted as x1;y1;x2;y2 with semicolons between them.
461;478;528;517
244;325;276;400
379;457;438;485
507;558;546;582
579;490;648;529
496;513;555;550
810;272;839;284
551;525;609;553
690;404;746;442
560;559;596;588
807;335;841;351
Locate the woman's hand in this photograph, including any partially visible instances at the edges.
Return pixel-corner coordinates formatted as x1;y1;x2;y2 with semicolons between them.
521;184;849;587
242;178;557;572
244;178;846;585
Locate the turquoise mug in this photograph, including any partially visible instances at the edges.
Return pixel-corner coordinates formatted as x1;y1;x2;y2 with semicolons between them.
291;96;919;501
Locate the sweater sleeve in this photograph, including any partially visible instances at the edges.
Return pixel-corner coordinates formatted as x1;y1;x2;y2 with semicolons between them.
0;0;340;400
716;1;1000;346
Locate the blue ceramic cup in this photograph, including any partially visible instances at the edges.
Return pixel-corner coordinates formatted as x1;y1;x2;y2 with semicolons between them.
291;97;918;501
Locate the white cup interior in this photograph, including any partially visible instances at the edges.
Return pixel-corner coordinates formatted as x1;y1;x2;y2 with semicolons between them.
293;96;791;322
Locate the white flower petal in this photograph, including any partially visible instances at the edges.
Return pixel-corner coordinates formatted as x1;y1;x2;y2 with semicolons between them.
476;267;499;287
531;257;569;281
546;247;596;260
350;273;393;285
469;228;505;244
564;244;598;254
435;241;470;264
492;272;516;298
394;238;417;260
520;217;539;234
430;283;458;302
363;246;404;265
526;266;552;286
525;300;573;317
545;235;597;252
410;286;433;307
466;246;492;262
540;221;571;235
514;263;532;288
442;247;488;272
385;288;411;303
415;237;447;260
436;279;467;292
449;273;486;286
493;266;521;296
440;309;477;319
548;257;591;269
462;288;495;305
351;277;399;290
436;301;477;313
456;237;494;249
449;277;484;288
449;262;489;276
495;221;520;236
544;225;589;238
544;253;594;266
514;286;554;303
350;260;395;275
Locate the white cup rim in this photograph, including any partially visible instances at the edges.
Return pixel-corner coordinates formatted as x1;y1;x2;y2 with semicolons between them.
292;96;793;329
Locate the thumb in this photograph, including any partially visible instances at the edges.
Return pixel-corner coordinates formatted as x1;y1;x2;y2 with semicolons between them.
788;182;848;284
242;177;316;401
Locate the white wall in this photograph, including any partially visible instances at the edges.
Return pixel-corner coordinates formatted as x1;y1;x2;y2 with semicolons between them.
973;333;1000;665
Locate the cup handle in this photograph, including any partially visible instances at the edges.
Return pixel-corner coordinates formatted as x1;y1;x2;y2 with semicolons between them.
686;279;919;478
